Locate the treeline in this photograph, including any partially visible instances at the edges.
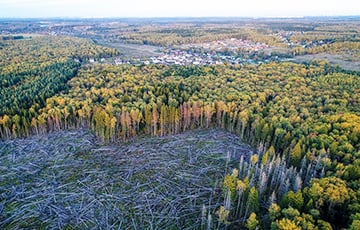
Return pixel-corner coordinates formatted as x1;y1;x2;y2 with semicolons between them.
1;35;25;40
0;36;119;72
0;62;359;229
287;24;360;57
292;41;360;57
102;24;284;47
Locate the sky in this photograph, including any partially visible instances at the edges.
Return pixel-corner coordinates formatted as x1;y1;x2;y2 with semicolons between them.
0;0;359;18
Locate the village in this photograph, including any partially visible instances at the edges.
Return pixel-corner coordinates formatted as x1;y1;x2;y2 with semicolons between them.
112;38;276;66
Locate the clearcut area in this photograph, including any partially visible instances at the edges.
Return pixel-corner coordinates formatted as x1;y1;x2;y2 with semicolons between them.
0;129;253;229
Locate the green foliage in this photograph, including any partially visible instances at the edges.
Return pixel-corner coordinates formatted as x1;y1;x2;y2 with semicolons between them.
1;32;359;229
248;187;259;213
280;191;304;210
272;218;301;230
349;220;360;230
317;220;333;230
0;36;118;138
304;177;353;227
251;154;259;165
246;212;259;230
290;141;302;168
216;206;230;225
294;213;316;230
306;177;351;209
262;146;275;165
223;173;237;200
269;203;281;221
309;209;320;220
344;164;360;180
281;207;300;220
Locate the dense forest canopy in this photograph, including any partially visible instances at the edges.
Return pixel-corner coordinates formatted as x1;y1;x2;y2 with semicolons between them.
0;18;360;229
0;36;118;129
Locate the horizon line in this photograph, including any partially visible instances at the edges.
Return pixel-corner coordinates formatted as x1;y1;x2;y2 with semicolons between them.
1;15;360;20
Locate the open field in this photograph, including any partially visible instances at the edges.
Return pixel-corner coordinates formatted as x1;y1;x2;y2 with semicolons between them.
0;129;253;229
99;42;162;58
292;53;360;71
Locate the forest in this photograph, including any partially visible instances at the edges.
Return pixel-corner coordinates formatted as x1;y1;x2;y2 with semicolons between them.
0;18;360;229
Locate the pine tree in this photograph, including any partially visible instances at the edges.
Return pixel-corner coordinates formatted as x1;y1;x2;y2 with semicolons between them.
273;218;301;230
246;212;259;230
245;187;259;217
216;206;230;226
144;106;151;134
290;141;302;168
269;203;281;221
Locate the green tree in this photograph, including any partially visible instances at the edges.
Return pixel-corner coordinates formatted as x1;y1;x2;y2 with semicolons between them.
272;218;301;230
305;177;352;226
281;190;304;210
216;206;230;225
317;220;333;230
349;220;360;230
269;203;281;221
247;187;259;213
281;207;300;220
246;212;259;230
290;141;302;168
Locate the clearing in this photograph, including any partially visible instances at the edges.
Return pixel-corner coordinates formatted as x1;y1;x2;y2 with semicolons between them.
292;53;360;72
0;129;253;229
99;41;162;58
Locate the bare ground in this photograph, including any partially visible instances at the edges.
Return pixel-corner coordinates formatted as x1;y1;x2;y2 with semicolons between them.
0;129;253;229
